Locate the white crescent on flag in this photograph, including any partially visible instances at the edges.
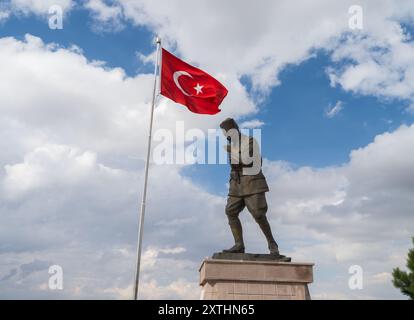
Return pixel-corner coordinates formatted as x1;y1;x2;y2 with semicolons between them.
173;71;193;96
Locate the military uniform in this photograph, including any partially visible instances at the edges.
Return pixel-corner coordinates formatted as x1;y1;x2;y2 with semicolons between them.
220;118;279;255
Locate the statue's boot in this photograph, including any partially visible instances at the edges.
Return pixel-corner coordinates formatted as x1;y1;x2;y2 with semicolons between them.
223;217;245;253
256;216;280;255
268;241;280;256
222;244;245;253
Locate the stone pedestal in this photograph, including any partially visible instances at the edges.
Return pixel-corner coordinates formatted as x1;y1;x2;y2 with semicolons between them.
199;258;314;300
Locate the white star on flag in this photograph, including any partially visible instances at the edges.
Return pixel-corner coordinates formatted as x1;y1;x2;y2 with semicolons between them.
194;83;204;95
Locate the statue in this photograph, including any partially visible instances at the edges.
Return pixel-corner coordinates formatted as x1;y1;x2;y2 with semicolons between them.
219;118;280;256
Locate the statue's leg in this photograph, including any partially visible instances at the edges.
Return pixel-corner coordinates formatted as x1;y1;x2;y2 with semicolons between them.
223;196;245;253
245;193;279;255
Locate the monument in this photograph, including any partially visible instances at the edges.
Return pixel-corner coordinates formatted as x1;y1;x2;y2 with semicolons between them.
199;118;314;300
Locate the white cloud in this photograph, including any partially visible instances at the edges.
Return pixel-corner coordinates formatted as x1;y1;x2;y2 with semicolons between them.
0;9;10;22
136;278;199;300
239;119;265;129
261;124;414;298
325;101;344;118
6;0;414;108
5;0;414;110
85;0;122;22
115;0;351;94
0;85;412;299
369;272;393;285
10;0;74;16
266;125;414;242
0;34;152;161
93;0;414;111
0;34;256;167
2;144;117;199
328;33;414;104
0;34;238;298
2;124;411;299
325;1;414;109
84;0;124;32
0;142;222;299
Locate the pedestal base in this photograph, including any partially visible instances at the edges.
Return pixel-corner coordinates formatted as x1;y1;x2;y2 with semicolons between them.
212;252;291;262
199;258;314;300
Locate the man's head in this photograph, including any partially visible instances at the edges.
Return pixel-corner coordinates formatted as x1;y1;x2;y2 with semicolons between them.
220;118;239;131
220;118;239;141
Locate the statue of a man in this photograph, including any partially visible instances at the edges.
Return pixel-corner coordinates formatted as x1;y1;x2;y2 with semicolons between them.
220;118;279;255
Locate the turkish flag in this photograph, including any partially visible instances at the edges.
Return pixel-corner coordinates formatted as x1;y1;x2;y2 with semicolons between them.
160;49;228;115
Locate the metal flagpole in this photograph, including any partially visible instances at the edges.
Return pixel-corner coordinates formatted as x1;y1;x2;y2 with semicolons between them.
133;36;162;300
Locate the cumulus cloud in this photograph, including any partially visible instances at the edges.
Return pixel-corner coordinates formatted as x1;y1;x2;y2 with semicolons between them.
266;127;414;243
89;0;414;111
10;0;74;16
84;0;124;32
262;124;414;298
7;0;414;106
2;124;411;299
85;0;122;21
114;0;350;94
240;119;265;129
0;142;223;299
0;34;231;298
328;32;414;103
0;34;255;167
0;35;149;165
5;0;414;107
99;0;414;101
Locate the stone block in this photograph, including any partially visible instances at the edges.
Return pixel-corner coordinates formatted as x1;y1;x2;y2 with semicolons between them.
199;258;314;300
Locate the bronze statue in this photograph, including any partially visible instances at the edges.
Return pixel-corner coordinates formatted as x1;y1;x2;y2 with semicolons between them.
220;118;280;255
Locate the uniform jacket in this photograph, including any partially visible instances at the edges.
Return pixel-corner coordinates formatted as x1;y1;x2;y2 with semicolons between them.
228;134;269;197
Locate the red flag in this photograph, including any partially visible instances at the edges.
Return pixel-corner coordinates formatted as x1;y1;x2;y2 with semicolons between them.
160;49;228;115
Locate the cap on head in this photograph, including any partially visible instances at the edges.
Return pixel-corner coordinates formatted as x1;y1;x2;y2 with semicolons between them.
220;118;239;132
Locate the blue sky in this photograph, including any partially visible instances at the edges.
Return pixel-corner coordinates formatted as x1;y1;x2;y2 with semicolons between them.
4;6;412;167
0;8;154;74
185;51;413;195
2;4;412;181
1;0;414;300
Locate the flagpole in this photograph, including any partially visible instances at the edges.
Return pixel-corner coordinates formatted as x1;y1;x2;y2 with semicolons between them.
133;36;162;300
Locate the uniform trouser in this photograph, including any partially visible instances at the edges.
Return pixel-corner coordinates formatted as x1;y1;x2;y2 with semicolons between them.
225;193;277;247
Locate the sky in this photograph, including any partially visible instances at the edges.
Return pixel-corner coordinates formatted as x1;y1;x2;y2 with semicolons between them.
0;0;414;299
